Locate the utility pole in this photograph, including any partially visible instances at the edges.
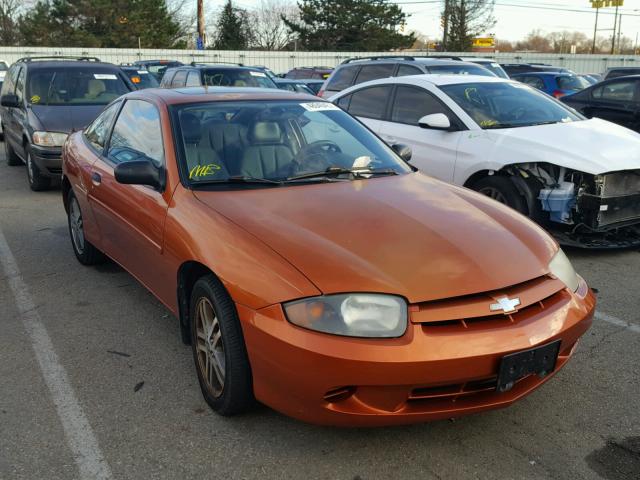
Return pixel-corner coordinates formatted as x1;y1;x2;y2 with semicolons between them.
611;2;619;54
592;6;599;54
617;13;623;53
442;0;450;51
197;0;205;49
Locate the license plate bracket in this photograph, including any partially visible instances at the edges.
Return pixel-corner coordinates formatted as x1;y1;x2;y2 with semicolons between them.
496;340;561;392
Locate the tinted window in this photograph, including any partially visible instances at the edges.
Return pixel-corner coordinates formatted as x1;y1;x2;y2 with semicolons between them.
84;102;121;151
160;70;175;87
606;68;640;79
347;86;391;119
355;64;395;85
325;65;359;91
556;76;589;91
397;65;423;77
518;76;545;90
27;68;129;105
478;62;509;79
108;100;164;166
593;80;636;102
123;70;159;89
391;86;449;125
427;64;495;77
186;71;201;87
202;69;276;88
1;65;19;95
171;70;188;87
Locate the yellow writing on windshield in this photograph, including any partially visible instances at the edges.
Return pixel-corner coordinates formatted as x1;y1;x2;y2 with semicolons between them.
189;164;221;179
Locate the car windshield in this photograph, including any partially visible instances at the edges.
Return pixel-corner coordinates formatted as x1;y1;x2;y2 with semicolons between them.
27;68;130;106
124;69;159;89
174;100;411;185
441;82;582;129
202;69;277;88
428;64;496;77
557;75;590;90
478;62;509;79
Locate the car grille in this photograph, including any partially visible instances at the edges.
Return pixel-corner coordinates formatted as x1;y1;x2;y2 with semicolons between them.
409;275;568;330
579;170;640;229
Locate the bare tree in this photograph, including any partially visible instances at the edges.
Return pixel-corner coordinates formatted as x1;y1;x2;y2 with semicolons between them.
247;0;298;50
444;0;496;51
0;0;26;44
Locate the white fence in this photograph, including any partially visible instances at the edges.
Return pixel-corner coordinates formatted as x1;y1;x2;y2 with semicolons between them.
2;46;640;74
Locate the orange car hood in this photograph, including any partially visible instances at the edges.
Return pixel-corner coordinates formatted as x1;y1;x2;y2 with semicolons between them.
194;173;557;303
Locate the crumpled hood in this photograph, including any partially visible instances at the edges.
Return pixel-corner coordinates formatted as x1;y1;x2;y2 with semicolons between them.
30;104;106;134
194;173;557;303
485;118;640;175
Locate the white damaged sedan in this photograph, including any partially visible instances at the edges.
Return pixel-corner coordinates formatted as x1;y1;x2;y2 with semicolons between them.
331;74;640;247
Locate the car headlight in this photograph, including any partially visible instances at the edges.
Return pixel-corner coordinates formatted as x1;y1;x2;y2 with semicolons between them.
32;131;68;147
548;248;579;292
284;293;408;338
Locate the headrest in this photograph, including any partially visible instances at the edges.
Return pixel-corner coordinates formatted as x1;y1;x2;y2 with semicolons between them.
250;122;282;144
181;113;202;144
87;79;106;97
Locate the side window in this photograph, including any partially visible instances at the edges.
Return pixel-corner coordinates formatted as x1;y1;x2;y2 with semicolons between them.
391;86;449;125
171;70;188;87
160;70;175;87
325;65;359;91
397;64;423;77
347;86;392;120
186;71;201;87
336;95;351;110
520;76;544;90
354;64;395;85
107;100;164;167
15;67;26;103
84;102;121;152
2;65;20;95
593;80;636;102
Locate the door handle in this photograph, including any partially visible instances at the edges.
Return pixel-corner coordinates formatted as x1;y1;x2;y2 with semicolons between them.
91;172;101;185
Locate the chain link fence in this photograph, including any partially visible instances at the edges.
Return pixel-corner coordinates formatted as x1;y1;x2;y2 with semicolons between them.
2;46;640;74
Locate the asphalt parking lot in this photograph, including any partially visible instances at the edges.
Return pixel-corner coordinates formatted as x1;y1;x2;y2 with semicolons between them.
0;146;638;480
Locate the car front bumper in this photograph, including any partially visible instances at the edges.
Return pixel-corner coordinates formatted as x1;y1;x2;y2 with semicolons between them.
31;144;62;178
239;278;595;427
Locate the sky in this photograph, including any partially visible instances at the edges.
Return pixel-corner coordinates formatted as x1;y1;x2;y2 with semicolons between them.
201;0;640;43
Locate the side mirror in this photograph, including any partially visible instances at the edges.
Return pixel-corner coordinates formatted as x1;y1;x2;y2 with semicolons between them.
418;113;451;131
1;94;20;108
391;143;412;162
114;159;164;190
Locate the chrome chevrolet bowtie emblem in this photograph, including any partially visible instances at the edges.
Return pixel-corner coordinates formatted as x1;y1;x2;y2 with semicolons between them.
490;297;521;313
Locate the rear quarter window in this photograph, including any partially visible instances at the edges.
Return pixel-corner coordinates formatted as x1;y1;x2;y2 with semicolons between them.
355;64;395;85
325;65;360;91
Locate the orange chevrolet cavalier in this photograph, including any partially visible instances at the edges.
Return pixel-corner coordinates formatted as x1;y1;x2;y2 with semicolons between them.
61;87;595;426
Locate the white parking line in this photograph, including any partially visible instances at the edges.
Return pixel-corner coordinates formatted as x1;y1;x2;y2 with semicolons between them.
0;228;113;480
595;311;640;334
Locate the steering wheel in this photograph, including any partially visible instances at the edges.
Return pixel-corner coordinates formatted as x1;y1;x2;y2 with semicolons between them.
305;140;342;154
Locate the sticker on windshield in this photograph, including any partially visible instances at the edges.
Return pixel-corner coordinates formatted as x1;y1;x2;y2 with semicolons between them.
30;95;41;104
249;71;267;77
93;73;118;80
352;156;372;169
189;163;222;179
300;102;340;112
137;70;149;74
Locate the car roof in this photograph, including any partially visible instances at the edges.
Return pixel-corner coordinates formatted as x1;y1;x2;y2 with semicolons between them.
134;86;319;105
340;58;481;68
19;60;120;69
607;66;640;71
346;73;508;88
512;72;574;77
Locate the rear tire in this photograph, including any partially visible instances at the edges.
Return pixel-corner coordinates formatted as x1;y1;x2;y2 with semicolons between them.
66;189;105;265
26;146;51;191
473;175;528;214
190;274;254;416
4;136;21;166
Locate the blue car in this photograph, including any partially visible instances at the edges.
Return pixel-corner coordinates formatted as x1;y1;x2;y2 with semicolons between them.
511;72;591;98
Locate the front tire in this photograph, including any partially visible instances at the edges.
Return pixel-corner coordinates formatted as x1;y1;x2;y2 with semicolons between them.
4;136;21;166
26;146;51;191
474;175;528;214
190;275;254;416
66;189;105;265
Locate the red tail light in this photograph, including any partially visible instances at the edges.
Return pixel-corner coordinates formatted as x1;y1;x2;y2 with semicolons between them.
552;90;565;98
318;89;325;97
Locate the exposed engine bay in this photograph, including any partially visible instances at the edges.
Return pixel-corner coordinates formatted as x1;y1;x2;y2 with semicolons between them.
505;163;640;248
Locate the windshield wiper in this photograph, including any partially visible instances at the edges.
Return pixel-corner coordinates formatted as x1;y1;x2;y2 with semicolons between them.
483;120;561;130
286;166;399;181
193;175;283;186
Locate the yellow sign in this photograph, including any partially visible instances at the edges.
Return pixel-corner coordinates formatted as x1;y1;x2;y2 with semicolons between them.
590;0;623;8
472;37;495;48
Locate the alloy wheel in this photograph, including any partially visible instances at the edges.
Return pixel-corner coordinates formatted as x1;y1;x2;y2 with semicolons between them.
27;152;35;183
479;186;507;204
69;197;85;254
195;297;225;397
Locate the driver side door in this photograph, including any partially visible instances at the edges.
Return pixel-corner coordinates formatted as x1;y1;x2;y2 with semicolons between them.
87;99;173;297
